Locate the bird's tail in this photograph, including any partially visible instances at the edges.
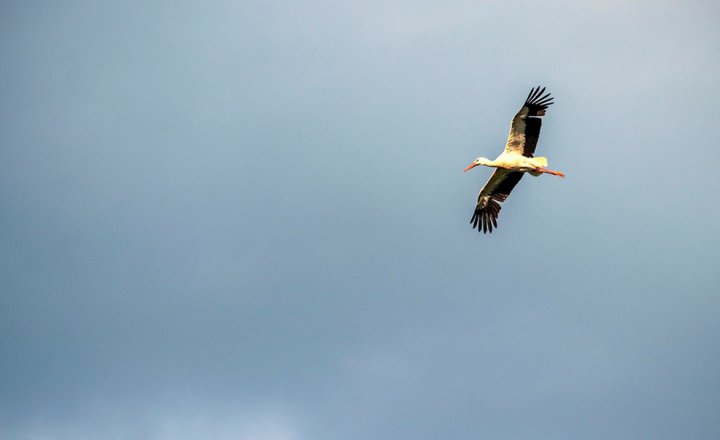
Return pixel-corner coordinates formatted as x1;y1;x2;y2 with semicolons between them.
528;157;548;176
531;156;548;167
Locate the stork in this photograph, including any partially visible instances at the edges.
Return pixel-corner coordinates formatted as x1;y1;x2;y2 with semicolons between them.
464;86;565;233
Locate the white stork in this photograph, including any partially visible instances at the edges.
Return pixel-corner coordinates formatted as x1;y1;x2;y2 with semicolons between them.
464;86;565;233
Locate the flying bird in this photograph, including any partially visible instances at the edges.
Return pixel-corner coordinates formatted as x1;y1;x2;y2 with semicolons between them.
464;86;565;233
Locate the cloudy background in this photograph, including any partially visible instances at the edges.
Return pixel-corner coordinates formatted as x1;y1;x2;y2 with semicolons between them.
1;0;719;438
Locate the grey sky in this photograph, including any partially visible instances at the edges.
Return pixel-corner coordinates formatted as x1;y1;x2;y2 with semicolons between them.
1;0;719;439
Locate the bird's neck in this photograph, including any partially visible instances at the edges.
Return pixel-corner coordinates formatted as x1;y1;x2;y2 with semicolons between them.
484;158;504;167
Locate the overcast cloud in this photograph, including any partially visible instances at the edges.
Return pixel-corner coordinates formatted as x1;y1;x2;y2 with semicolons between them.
1;0;719;439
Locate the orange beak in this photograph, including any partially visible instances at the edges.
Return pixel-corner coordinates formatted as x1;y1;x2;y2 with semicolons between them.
464;163;478;172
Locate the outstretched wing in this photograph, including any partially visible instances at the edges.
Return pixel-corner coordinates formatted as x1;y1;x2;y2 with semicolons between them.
470;169;524;233
504;86;554;157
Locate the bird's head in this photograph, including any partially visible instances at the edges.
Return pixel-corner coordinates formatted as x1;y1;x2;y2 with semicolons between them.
464;157;491;172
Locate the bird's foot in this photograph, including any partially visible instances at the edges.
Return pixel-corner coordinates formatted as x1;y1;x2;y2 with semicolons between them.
536;167;565;178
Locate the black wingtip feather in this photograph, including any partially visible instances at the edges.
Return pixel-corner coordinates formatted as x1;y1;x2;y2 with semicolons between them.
536;86;546;99
524;86;554;116
525;87;535;103
470;198;503;234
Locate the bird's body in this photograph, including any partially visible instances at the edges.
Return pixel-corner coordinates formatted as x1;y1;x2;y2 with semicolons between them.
475;153;549;174
464;86;564;233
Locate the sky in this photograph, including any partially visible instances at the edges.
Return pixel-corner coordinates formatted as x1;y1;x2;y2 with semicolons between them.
1;0;719;439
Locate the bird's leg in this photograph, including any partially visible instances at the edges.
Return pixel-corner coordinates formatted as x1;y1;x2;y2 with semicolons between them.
535;167;565;178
